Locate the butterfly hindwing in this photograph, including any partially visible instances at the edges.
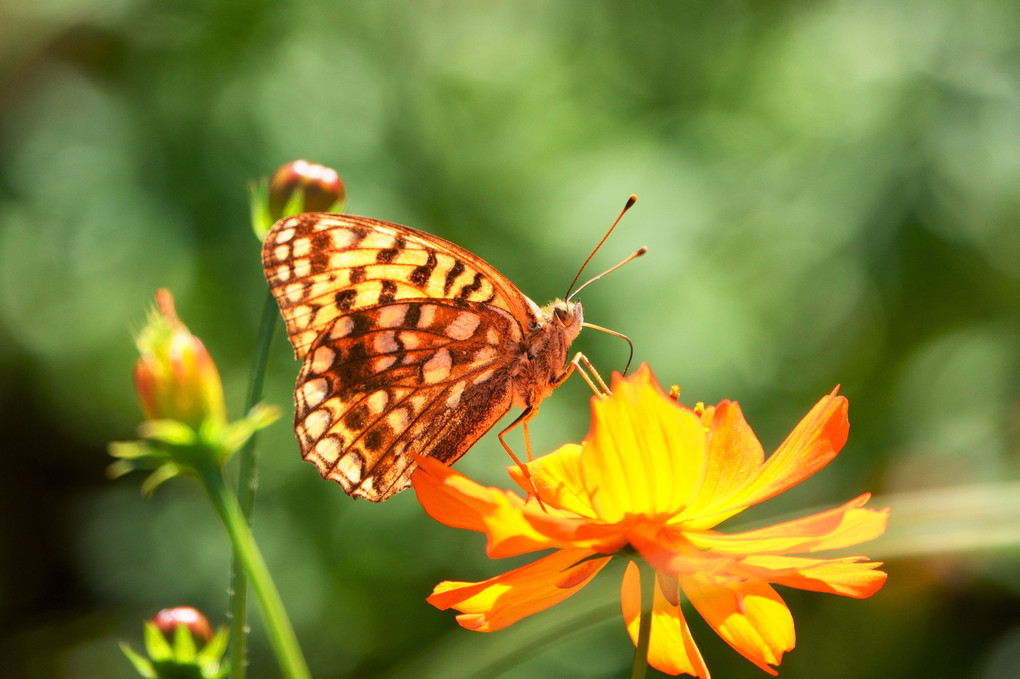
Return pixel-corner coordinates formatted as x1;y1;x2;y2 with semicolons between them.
293;299;523;500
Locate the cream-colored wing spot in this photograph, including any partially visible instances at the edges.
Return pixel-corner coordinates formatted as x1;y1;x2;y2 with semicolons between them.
422;349;453;384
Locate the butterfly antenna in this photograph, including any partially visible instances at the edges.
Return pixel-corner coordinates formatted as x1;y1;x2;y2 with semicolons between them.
567;246;647;301
581;322;635;375
564;194;637;299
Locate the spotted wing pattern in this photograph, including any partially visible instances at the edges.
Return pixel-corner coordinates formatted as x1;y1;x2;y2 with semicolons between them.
262;213;545;501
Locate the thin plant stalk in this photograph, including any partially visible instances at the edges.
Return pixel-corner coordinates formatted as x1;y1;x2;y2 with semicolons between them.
199;461;311;679
630;566;654;679
228;289;278;679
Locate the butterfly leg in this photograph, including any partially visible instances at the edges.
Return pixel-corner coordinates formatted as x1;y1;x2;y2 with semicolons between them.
498;406;538;470
576;352;610;396
498;407;548;511
523;420;534;462
555;352;610;398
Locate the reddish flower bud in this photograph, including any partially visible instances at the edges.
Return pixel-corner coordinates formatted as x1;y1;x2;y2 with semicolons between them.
268;159;345;219
132;289;226;429
152;606;214;644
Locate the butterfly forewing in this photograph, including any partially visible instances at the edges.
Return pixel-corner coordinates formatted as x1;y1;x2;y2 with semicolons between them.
264;214;528;360
263;212;583;501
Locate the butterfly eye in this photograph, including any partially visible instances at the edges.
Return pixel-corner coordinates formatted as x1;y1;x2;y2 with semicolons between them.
554;306;572;324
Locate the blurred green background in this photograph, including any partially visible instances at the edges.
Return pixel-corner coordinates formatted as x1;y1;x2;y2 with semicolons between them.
2;1;1019;677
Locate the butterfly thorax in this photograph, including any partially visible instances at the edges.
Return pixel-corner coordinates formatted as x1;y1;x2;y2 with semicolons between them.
509;298;583;410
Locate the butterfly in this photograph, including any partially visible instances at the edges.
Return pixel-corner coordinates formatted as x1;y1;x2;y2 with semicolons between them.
262;212;588;501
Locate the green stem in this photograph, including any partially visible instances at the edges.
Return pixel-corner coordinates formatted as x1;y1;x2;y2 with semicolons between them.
228;289;278;679
630;565;655;679
200;462;311;679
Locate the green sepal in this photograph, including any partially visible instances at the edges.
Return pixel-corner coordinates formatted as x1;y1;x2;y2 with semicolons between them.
281;188;305;219
120;642;157;679
222;403;281;452
173;621;197;660
197;628;231;679
142;621;173;661
139;420;199;446
140;463;185;496
249;178;273;240
108;440;154;461
106;458;137;479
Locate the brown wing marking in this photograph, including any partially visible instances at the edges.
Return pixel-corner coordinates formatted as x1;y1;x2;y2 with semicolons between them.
350;368;515;501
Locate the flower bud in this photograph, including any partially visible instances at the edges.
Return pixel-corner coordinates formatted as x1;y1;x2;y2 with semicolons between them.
268;159;345;219
152;606;214;644
121;606;228;679
133;289;226;429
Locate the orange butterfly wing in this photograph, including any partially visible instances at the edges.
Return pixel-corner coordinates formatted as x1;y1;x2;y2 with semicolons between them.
263;213;572;501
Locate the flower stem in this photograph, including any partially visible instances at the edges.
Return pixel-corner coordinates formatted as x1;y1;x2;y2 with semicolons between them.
228;289;278;679
199;462;310;679
630;566;655;679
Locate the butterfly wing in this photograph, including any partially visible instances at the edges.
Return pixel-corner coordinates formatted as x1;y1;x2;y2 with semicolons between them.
262;213;536;359
294;300;523;500
262;213;541;501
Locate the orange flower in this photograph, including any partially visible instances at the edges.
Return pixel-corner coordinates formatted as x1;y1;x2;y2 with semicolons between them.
412;365;888;677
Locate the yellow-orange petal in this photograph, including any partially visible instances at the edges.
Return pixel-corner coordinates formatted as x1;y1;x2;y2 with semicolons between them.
680;573;794;676
412;456;557;558
716;389;849;512
427;548;610;632
582;365;707;523
412;456;498;533
621;562;709;677
509;443;598;518
414;455;628;556
686;494;889;555
739;555;888;598
679;400;765;528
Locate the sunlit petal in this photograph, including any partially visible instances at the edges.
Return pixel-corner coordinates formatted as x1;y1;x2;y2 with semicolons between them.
687;495;889;555
621;562;710;677
681;401;764;527
721;389;848;510
427;548;610;632
509;443;597;517
412;456;561;557
582;365;707;523
739;555;888;598
681;574;794;676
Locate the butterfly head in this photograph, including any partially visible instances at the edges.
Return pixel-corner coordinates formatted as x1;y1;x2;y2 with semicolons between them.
543;298;585;344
